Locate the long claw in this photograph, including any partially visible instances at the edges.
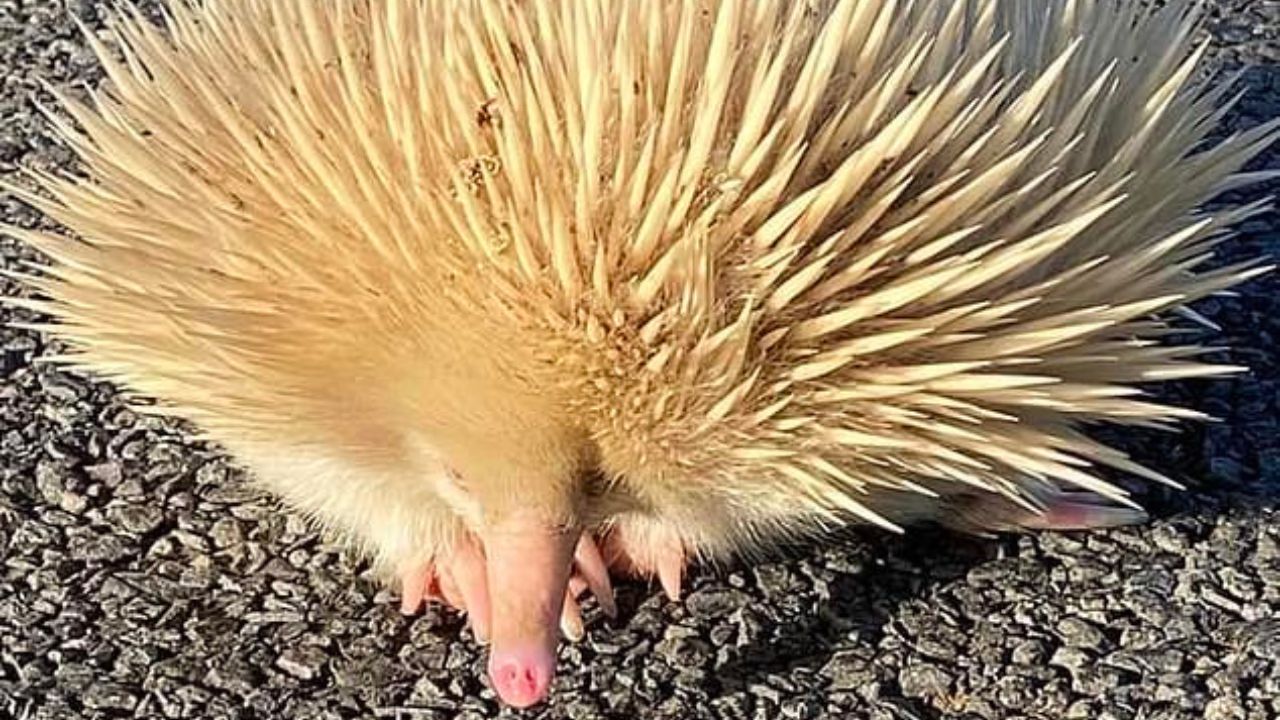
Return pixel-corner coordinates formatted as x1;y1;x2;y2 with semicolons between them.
399;563;430;615
573;534;617;618
560;593;585;642
447;536;493;643
656;543;684;602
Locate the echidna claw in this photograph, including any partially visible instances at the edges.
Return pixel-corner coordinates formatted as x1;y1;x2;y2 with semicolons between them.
398;562;431;615
560;593;585;642
572;533;617;618
657;550;684;602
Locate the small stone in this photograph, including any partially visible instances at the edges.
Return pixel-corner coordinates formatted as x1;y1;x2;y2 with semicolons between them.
82;682;139;712
107;503;164;535
205;657;260;694
780;695;821;719
1058;617;1106;650
39;374;84;403
1012;638;1048;665
822;652;875;691
84;461;123;487
686;588;752;618
34;459;67;505
993;674;1038;709
1065;700;1096;719
898;662;954;699
170;529;209;553
1205;696;1245;720
277;647;326;681
711;692;753;720
210;518;244;549
58;491;87;514
1052;647;1093;671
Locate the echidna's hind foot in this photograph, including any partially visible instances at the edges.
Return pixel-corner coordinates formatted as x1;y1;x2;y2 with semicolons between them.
947;490;1149;535
599;521;688;602
1015;492;1148;531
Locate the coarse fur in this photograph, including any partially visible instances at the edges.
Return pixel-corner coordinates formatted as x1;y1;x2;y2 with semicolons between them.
4;0;1280;582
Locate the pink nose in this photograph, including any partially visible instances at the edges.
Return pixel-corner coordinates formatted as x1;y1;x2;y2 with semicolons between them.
488;645;556;708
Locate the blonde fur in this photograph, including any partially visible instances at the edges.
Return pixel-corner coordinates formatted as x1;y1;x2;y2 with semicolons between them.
3;0;1279;573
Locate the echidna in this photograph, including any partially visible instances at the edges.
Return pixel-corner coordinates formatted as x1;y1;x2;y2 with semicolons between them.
3;0;1278;707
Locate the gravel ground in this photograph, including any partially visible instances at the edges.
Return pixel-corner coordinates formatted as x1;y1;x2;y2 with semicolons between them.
1;2;1279;719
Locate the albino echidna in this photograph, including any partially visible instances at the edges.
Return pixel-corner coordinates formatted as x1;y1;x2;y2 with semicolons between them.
3;0;1278;708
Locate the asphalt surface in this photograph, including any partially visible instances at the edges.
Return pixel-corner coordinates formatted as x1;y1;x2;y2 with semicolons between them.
1;2;1278;719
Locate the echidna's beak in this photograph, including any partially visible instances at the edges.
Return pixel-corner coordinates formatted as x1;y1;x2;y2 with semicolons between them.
481;512;578;708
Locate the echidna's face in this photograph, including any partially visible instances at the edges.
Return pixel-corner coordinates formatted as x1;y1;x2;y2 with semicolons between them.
419;466;586;707
420;434;694;707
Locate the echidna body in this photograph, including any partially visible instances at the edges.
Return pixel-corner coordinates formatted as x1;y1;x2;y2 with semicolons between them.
5;0;1278;707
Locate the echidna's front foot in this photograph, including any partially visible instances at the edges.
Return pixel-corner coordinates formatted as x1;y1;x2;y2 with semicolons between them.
599;521;688;601
398;531;493;639
397;528;618;643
